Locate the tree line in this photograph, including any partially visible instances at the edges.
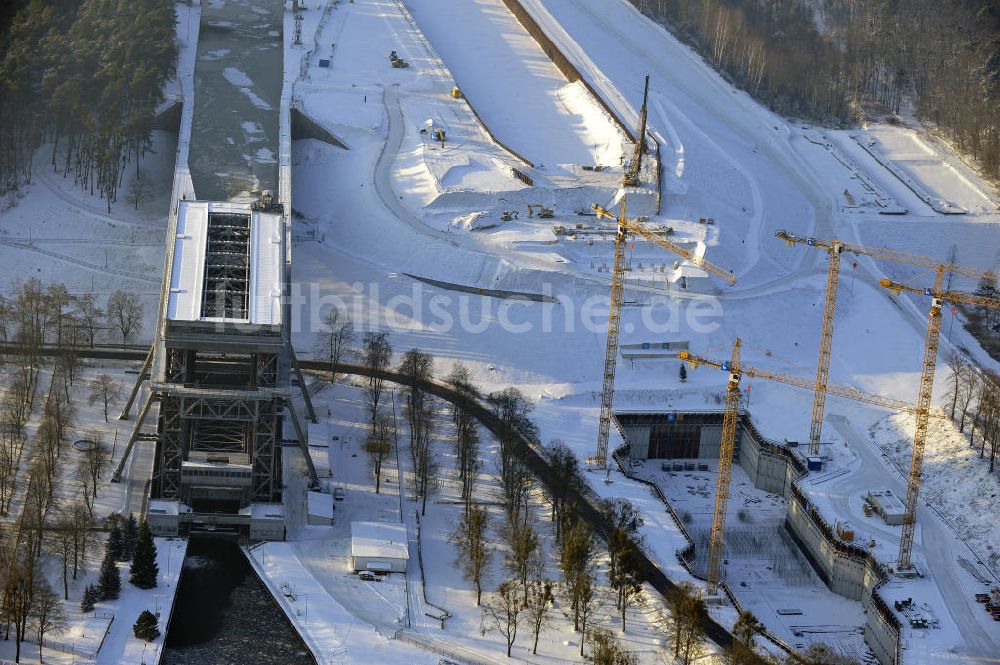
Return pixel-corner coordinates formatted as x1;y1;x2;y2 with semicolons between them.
0;278;146;354
946;352;1000;474
0;359;156;661
631;0;1000;181
318;311;860;663
0;0;178;208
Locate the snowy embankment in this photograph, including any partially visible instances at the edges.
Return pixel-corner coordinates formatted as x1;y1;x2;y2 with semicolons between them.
245;543;438;665
402;0;624;169
92;539;188;665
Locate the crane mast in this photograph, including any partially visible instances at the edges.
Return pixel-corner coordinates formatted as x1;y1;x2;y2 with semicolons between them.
591;201;735;468
623;75;650;188
593;196;630;470
880;270;1000;569
706;339;742;593
590;75;735;469
682;339;935;592
777;230;996;459
810;243;842;457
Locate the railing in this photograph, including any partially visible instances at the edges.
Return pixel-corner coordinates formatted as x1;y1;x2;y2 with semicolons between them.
413;510;450;623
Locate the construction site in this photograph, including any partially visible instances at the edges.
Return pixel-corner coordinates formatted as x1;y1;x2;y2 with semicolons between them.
0;0;997;664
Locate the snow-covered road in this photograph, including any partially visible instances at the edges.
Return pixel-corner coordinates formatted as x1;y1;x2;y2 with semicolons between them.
828;414;999;660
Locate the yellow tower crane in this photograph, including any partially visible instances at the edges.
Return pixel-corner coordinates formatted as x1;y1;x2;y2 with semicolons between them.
589;201;736;469
680;340;934;592
776;230;994;459
879;270;1000;569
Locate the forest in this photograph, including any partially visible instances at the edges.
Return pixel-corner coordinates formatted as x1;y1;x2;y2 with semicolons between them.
630;0;1000;182
0;0;177;208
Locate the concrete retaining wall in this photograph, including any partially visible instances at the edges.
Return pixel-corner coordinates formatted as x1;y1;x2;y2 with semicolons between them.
736;418;901;665
496;0;634;141
496;0;663;212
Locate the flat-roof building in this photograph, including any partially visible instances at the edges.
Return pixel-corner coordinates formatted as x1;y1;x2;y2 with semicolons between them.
350;521;409;573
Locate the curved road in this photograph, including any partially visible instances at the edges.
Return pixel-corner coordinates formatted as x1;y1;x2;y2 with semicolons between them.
828;414;998;659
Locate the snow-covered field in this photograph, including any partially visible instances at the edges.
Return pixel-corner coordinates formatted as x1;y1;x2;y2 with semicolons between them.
2;0;999;662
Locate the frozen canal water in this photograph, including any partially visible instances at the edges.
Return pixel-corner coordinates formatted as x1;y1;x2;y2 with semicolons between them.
162;538;315;665
189;0;282;201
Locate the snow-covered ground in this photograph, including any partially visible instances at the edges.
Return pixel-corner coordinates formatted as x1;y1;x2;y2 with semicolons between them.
0;361;184;664
267;380;684;664
402;0;623;169
282;0;1000;660
2;0;1000;662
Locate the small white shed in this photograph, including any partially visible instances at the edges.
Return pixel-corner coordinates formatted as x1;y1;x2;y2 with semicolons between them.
867;489;906;525
351;521;409;573
307;490;334;525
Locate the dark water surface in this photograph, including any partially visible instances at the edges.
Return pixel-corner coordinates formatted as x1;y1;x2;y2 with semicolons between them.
162;538;315;665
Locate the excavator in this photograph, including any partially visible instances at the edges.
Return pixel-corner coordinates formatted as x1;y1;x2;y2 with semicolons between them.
527;204;554;218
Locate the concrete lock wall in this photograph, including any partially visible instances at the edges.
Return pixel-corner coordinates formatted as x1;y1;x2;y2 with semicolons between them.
737;421;901;665
698;424;723;460
623;425;651;460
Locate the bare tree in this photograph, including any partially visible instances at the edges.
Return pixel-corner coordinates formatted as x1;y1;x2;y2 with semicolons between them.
546;440;583;542
456;420;479;514
605;500;645;631
501;519;542;604
81;432;110;499
76;460;96;517
4;559;36;663
666;583;708;665
560;520;598;632
106;290;144;349
400;348;433;447
524;578;553;655
0;416;24;513
364;415;394;494
316;307;353;380
448;363;480;514
75;294;104;348
30;578;65;663
488;388;534;480
8;368;36;432
411;400;438;516
45;284;72;347
0;296;11;346
48;515;75;599
362;332;392;428
576;574;600;657
499;457;534;529
89;374;122;423
728;610;764;665
69;502;95;580
585;627;637;665
128;168;152;209
449;504;492;605
481;580;525;658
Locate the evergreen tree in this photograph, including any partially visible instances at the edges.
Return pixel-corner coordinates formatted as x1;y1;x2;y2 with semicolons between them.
80;584;97;613
122;513;139;561
133;609;160;641
129;520;159;589
98;552;120;600
679;364;687;383
106;520;124;561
